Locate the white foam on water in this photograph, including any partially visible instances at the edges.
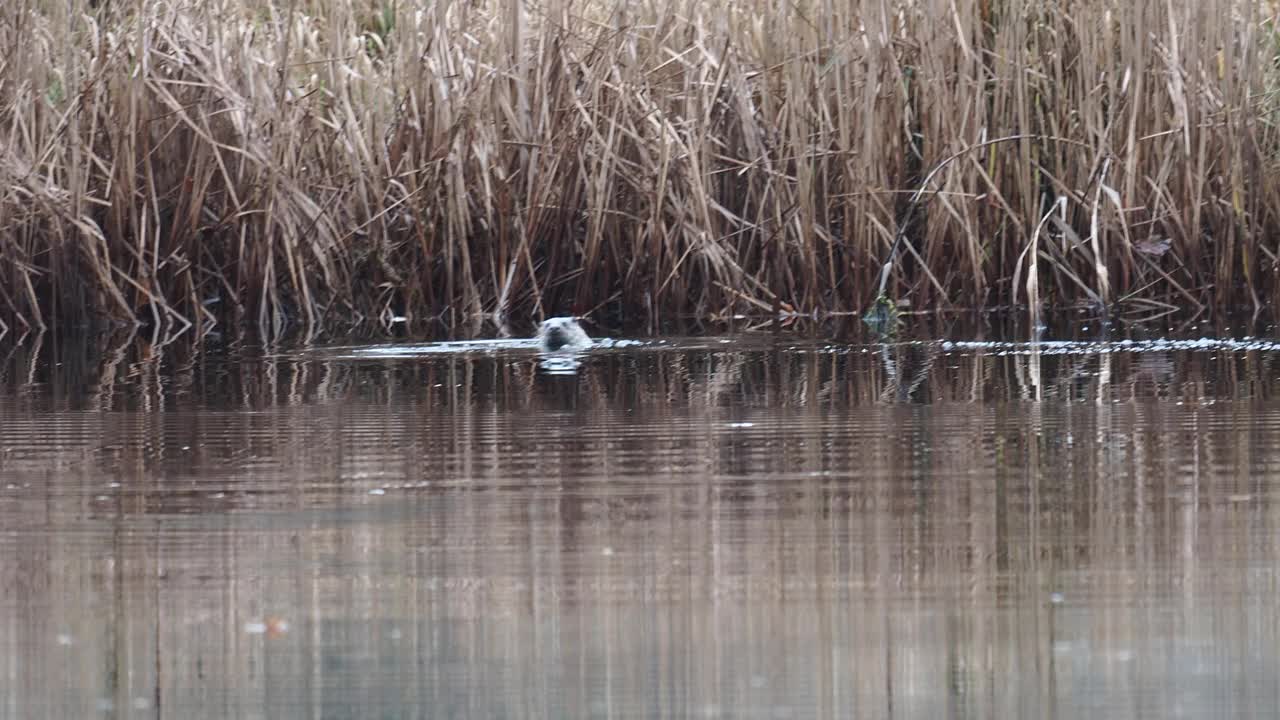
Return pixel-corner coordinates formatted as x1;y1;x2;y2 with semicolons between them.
939;337;1280;356
323;336;653;360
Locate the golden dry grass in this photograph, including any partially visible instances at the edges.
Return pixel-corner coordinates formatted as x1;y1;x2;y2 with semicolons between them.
2;0;1279;336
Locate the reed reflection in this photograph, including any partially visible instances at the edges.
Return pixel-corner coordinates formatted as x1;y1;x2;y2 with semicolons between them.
0;331;1277;718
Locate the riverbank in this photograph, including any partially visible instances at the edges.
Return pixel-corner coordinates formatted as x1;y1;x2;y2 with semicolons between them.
2;0;1278;336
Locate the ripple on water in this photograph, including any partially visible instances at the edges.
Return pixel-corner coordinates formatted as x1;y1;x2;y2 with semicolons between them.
0;332;1278;718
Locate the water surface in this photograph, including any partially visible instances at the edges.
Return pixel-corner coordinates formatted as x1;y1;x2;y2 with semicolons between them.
1;328;1278;718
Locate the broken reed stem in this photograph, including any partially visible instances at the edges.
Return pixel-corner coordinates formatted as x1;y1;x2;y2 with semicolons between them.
874;134;1090;300
875;133;1075;297
2;0;1280;337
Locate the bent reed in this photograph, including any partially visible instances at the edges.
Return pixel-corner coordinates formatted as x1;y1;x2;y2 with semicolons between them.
2;0;1279;336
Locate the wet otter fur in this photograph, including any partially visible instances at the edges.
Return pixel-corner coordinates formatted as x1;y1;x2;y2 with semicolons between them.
538;317;593;352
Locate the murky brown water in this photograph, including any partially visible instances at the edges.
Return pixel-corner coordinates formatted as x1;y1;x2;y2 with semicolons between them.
2;328;1279;718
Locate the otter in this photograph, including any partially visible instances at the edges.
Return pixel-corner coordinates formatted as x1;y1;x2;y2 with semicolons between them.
538;316;593;352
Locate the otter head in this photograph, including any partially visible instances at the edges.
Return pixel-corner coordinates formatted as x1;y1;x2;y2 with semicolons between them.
538;317;592;352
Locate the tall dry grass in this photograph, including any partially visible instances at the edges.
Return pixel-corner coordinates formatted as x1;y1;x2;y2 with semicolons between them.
2;0;1279;337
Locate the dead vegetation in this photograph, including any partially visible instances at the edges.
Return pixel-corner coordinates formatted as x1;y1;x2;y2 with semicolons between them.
2;0;1279;338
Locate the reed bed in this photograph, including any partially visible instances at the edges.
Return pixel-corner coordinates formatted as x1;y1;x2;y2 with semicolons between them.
2;0;1280;336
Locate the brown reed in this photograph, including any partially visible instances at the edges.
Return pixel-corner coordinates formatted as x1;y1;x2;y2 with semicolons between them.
2;0;1279;337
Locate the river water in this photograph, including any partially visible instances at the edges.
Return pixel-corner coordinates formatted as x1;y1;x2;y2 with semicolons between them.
1;326;1278;718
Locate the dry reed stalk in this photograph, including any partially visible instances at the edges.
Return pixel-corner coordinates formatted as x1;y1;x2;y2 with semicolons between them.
1;0;1279;336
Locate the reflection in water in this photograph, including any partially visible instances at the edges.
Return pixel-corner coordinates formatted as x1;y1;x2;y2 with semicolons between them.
1;330;1279;717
